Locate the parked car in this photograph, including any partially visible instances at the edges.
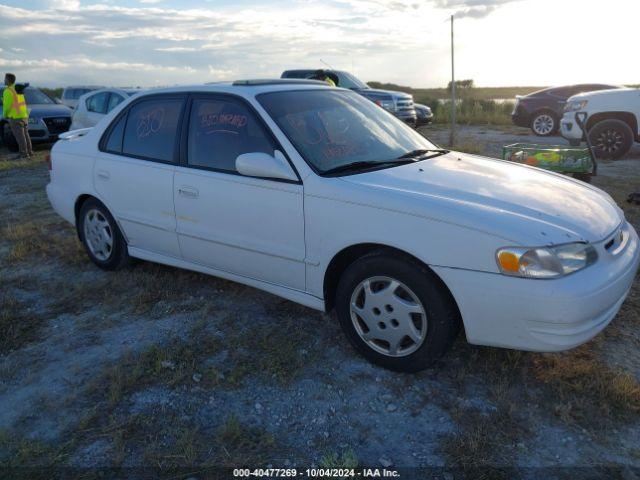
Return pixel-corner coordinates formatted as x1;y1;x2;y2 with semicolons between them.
561;87;640;160
1;84;72;151
414;103;434;126
60;85;104;109
70;88;144;130
47;79;639;372
512;84;619;136
281;69;417;126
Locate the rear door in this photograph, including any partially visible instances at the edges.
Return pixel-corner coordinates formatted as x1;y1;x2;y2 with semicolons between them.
94;94;186;258
173;94;306;289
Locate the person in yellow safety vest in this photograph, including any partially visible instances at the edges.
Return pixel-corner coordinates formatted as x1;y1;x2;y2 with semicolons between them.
3;72;33;159
309;69;338;87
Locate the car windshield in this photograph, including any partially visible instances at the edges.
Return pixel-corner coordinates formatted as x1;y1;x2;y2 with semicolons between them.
337;72;369;90
258;89;438;174
1;87;56;105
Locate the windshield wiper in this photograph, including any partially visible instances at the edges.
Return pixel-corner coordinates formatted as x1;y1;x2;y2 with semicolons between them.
323;159;416;176
397;148;449;159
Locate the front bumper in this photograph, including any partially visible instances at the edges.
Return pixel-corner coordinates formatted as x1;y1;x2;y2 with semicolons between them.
560;112;585;141
511;112;530;128
28;117;72;143
433;221;640;352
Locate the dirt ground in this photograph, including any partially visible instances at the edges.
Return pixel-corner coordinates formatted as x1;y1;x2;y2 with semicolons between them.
1;127;639;479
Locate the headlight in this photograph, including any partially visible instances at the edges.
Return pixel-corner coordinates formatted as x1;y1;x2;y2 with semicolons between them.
564;100;588;112
28;117;39;125
375;99;395;111
496;243;597;278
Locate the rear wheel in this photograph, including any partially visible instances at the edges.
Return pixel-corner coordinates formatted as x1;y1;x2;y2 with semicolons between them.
588;119;633;160
335;252;460;372
531;111;558;136
78;198;129;270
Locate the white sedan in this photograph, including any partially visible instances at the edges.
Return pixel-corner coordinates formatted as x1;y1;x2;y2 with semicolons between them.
47;80;640;372
70;88;144;130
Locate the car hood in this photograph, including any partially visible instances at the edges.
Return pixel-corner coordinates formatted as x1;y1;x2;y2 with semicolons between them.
569;87;637;101
29;104;72;117
341;153;623;245
356;88;413;101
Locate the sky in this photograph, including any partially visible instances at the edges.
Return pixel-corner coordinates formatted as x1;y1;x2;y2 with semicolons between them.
0;0;637;88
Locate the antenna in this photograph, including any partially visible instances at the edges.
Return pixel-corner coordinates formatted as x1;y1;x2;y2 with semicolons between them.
320;58;335;70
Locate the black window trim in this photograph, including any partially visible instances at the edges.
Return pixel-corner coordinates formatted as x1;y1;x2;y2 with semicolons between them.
99;92;188;166
178;92;302;185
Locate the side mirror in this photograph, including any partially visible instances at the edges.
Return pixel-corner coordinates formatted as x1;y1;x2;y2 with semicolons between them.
236;151;298;182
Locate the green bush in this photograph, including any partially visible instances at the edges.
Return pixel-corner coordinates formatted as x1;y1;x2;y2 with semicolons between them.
433;98;514;126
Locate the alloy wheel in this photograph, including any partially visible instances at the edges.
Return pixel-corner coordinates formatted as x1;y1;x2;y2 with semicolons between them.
349;276;427;357
83;209;114;261
594;128;624;154
532;114;555;136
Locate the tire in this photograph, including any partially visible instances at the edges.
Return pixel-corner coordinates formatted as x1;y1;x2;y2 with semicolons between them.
588;119;633;160
572;173;592;183
78;198;129;270
335;251;460;372
530;110;558;137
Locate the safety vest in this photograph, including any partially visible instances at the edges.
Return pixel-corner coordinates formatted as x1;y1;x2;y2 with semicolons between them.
3;86;28;119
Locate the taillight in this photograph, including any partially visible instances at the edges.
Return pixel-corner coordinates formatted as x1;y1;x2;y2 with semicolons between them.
45;154;52;171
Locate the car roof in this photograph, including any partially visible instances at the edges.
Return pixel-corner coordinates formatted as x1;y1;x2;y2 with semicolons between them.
133;80;332;99
64;85;104;90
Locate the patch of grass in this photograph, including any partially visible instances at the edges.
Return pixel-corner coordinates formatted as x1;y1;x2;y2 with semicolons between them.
441;407;526;478
0;429;68;470
0;290;42;354
433;99;514;126
216;415;277;466
319;449;359;469
1;220;82;265
0;157;44;171
532;346;640;424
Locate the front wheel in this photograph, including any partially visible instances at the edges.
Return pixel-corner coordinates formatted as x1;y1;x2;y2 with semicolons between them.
588;119;633;160
335;252;460;372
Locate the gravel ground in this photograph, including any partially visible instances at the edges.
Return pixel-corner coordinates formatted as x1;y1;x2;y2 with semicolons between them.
1;127;639;479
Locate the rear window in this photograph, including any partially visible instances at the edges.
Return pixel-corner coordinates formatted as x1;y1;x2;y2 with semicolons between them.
121;98;183;162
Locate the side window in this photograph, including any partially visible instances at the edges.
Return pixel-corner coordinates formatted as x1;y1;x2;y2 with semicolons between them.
104;114;126;154
87;92;109;114
122;98;183;162
107;93;125;113
187;97;276;172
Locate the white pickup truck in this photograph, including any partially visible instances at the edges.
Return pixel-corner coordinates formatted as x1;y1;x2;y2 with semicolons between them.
561;87;639;160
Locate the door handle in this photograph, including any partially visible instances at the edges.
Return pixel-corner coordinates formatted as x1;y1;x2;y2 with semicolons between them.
96;170;110;181
178;186;199;198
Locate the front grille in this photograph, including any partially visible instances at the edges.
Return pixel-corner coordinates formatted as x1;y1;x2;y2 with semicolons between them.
396;98;414;112
29;129;46;138
43;117;71;135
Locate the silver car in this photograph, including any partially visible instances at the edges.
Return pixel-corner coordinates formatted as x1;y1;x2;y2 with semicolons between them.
70;88;144;130
60;85;104;109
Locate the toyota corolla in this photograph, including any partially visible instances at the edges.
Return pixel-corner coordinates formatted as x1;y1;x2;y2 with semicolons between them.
46;80;640;372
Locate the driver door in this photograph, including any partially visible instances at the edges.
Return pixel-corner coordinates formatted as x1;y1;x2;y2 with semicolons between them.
174;94;306;290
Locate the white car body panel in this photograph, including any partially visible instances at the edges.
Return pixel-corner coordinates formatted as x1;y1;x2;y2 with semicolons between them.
46;82;640;355
561;87;640;140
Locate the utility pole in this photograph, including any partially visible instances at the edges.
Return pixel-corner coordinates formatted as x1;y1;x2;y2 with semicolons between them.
449;14;456;147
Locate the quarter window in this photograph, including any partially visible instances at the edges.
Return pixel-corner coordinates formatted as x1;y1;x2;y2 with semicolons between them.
122;98;183;162
104;114;126;153
87;92;109;114
187;97;276;172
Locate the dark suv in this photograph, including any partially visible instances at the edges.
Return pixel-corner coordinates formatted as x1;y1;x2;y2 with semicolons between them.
281;69;417;126
512;84;619;136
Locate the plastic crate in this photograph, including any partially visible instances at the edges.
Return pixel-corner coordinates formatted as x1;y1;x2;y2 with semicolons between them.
502;143;593;174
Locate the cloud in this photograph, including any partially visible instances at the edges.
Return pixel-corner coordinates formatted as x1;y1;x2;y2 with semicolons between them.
433;0;523;18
